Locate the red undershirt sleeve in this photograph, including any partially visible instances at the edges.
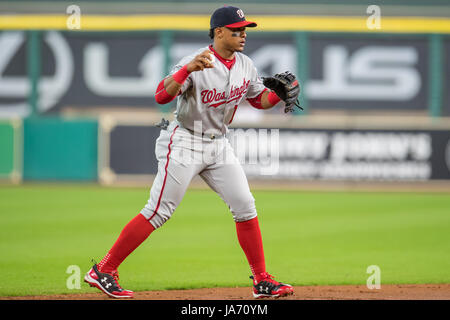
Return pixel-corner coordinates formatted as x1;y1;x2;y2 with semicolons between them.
246;89;268;109
155;65;191;105
247;89;281;109
155;79;176;105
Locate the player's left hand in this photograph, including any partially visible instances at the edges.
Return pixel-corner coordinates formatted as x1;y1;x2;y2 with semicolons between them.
262;71;303;113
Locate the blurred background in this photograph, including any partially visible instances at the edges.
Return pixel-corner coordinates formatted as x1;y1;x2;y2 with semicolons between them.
1;0;450;190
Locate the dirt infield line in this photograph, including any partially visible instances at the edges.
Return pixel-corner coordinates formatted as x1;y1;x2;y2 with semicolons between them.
2;284;449;300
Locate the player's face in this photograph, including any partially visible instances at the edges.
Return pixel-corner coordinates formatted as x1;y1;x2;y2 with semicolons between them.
223;27;247;52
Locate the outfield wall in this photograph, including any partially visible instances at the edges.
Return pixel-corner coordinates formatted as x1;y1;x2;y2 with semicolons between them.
0;30;449;117
22;117;98;181
0;120;21;183
96;115;450;185
2;115;450;185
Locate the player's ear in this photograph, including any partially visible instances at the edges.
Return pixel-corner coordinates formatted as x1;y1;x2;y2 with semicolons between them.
215;27;224;39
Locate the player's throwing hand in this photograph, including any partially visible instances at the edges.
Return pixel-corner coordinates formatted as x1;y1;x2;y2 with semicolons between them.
186;50;215;72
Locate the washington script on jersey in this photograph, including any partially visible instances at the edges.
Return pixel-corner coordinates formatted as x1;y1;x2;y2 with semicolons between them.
201;78;251;108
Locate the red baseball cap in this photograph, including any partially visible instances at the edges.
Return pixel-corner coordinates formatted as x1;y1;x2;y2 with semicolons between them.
210;6;257;29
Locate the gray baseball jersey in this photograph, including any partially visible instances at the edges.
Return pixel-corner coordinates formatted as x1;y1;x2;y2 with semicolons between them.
171;46;266;136
140;46;264;229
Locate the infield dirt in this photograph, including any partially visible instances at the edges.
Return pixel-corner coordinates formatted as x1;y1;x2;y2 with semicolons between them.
2;284;449;300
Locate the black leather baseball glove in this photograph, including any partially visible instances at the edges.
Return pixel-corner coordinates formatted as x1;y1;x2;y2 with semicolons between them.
262;71;302;113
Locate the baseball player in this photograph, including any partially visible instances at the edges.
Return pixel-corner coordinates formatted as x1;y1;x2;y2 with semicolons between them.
84;5;301;299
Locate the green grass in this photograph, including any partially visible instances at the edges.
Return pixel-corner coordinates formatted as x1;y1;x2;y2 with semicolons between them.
0;184;449;296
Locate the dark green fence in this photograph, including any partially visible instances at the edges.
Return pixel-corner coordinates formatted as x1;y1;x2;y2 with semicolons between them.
0;121;17;178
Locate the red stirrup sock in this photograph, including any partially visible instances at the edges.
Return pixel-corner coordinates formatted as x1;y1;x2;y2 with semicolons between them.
235;217;266;282
98;213;155;273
